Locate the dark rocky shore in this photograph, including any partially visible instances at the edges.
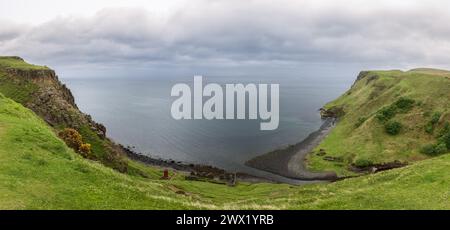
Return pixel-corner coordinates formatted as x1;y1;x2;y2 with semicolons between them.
121;145;274;184
246;117;339;181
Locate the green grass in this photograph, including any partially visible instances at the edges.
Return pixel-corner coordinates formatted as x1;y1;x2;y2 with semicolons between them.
0;57;49;104
0;71;38;104
0;57;49;71
307;69;450;176
0;57;49;103
2;92;450;209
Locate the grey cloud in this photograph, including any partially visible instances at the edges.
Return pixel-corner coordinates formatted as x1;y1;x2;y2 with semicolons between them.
0;20;29;41
1;0;450;68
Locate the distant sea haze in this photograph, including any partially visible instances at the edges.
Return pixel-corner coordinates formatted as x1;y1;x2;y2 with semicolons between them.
64;74;351;180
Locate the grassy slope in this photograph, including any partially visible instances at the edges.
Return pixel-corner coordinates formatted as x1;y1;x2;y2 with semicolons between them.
0;72;38;104
0;57;49;71
1;75;450;209
308;69;450;176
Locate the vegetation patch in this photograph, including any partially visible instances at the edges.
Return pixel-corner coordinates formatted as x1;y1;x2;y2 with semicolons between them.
353;158;374;168
354;116;367;128
425;112;441;134
78;125;128;173
0;56;49;71
59;128;93;159
0;72;38;104
385;121;402;135
376;97;415;123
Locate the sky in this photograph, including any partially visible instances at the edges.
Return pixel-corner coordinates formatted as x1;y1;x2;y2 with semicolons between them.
1;0;450;78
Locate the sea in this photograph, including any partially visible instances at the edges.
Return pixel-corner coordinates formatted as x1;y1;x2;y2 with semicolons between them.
62;72;353;181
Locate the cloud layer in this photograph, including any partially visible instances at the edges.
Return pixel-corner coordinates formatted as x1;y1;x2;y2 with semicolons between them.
1;0;450;69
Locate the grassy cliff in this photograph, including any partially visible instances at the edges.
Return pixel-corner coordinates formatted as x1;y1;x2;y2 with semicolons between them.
308;69;450;176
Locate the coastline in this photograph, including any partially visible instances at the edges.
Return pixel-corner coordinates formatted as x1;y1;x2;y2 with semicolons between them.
121;115;339;184
121;145;275;184
245;117;338;181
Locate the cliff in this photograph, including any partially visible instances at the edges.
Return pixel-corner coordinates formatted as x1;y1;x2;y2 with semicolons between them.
0;56;129;173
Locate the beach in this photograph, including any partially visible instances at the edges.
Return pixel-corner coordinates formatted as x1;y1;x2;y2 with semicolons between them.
246;118;338;180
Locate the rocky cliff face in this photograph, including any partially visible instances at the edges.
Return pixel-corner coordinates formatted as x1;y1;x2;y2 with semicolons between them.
0;57;128;173
6;67;107;138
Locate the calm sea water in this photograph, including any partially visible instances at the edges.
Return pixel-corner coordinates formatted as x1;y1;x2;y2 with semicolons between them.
62;74;351;180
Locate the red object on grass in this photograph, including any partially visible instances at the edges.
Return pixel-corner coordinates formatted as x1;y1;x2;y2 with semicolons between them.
163;169;169;178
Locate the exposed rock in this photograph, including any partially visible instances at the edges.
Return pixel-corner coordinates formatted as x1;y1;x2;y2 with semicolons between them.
320;106;345;118
349;160;408;173
8;68;108;138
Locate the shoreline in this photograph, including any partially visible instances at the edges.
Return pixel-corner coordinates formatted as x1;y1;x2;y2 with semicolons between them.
245;117;338;181
121;145;275;184
119;111;340;184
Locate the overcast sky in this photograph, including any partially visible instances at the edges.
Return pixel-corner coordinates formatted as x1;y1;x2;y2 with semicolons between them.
1;0;450;77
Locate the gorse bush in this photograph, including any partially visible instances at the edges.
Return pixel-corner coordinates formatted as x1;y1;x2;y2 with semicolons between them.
59;128;93;159
79;143;92;158
385;121;402;135
58;128;83;150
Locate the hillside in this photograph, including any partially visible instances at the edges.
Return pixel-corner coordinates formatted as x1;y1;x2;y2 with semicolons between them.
308;69;450;176
1;92;450;209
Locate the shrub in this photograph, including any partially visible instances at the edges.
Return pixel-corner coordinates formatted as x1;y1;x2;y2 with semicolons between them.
421;143;448;156
376;106;397;122
79;143;92;158
435;143;448;155
430;112;442;125
438;124;450;149
439;122;450;137
376;98;415;123
59;128;94;158
354;158;374;168
102;143;128;173
385;121;402;135
421;144;435;155
425;123;434;134
59;128;83;151
425;112;442;134
394;97;415;111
